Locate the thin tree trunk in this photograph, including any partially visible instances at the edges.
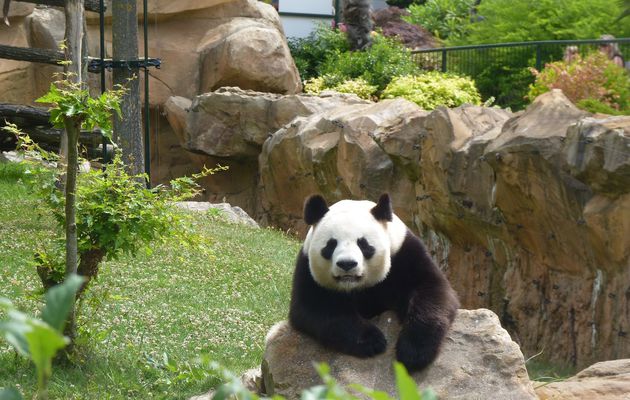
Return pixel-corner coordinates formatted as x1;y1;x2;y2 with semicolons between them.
112;0;144;176
62;0;85;345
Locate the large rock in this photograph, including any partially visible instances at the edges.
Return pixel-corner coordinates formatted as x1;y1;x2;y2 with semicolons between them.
84;0;300;106
262;309;536;399
25;7;65;99
259;97;429;232
182;87;368;158
536;359;630;400
162;89;369;210
0;8;35;105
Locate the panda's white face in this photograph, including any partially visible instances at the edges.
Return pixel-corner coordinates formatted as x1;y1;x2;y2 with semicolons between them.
303;198;407;292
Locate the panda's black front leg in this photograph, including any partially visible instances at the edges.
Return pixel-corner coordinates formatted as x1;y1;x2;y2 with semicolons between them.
290;289;387;357
289;251;387;358
309;313;387;358
395;288;458;372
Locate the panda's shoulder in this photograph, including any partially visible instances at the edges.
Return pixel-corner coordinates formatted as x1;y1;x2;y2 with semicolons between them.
390;229;434;268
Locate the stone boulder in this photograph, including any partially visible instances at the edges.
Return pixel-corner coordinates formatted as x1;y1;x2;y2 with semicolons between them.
262;309;536;399
0;2;36;105
259;97;430;232
162;89;369;211
180;87;368;158
536;359;630;400
175;201;259;228
84;0;300;107
25;7;65;99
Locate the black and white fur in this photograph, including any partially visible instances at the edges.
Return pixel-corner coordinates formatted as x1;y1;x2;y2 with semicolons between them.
289;194;459;372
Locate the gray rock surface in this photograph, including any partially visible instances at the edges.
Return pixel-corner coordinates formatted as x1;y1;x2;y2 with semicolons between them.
536;359;630;400
175;201;259;228
262;309;536;399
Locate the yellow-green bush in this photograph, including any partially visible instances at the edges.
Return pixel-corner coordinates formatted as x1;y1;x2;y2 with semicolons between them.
381;72;481;110
304;77;378;100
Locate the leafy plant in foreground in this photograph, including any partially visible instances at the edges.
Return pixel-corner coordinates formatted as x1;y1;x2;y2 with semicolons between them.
0;275;84;400
200;360;436;400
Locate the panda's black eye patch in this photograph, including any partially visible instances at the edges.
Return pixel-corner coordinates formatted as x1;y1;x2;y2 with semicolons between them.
321;239;337;260
357;237;375;259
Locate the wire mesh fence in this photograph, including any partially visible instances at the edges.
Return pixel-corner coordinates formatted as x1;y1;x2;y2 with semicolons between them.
411;38;630;109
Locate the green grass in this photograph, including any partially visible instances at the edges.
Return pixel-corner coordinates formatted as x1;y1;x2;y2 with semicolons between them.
526;359;577;385
0;162;300;399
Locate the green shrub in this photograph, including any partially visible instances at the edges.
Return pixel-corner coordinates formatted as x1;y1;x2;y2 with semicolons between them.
304;77;378;100
381;72;481;109
456;0;630;45
318;33;421;92
405;0;476;42
26;155;224;293
528;52;630;114
334;78;379;99
474;60;535;111
287;24;349;81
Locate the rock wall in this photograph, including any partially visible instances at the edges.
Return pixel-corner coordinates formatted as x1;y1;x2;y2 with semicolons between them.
1;0;301;185
0;2;36;105
171;88;630;370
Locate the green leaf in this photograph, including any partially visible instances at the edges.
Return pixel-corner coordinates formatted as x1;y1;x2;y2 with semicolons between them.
394;362;420;400
348;384;394;400
0;387;23;400
24;318;68;389
41;274;85;332
300;385;327;400
419;388;438;400
0;314;32;356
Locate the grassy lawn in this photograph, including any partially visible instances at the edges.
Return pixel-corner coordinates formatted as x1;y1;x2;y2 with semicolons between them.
0;162;300;399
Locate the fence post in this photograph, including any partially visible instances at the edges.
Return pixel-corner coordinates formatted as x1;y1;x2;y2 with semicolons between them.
441;48;447;72
535;43;542;71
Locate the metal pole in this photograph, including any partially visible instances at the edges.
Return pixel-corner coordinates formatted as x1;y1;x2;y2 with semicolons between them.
441;48;447;72
143;0;150;187
99;0;107;164
334;0;341;26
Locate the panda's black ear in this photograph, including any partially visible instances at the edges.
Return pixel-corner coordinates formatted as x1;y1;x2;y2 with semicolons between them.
371;193;393;222
304;194;329;225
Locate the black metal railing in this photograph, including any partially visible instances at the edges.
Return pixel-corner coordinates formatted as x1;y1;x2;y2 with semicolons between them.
411;38;630;109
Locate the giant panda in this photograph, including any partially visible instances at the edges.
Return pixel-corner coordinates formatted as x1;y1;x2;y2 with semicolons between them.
289;193;459;372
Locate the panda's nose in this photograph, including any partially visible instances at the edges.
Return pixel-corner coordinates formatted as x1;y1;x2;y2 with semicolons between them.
336;260;358;271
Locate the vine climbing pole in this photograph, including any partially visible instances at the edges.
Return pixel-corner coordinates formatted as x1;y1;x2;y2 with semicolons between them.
62;0;85;346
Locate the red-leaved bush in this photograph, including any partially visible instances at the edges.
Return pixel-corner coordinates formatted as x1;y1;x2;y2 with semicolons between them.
528;52;630;115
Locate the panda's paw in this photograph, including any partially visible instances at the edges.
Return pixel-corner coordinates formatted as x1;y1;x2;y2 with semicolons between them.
395;335;437;372
353;324;387;357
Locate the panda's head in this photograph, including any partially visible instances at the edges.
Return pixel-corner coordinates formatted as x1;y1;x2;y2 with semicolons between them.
302;194;407;292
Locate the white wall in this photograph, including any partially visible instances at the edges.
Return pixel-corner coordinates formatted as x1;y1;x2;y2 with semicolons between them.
279;0;333;15
282;16;332;39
